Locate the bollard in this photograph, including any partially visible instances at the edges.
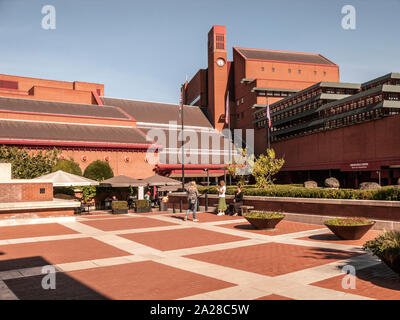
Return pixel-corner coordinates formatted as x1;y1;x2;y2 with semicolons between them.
172;202;176;214
197;199;200;212
205;193;208;212
179;199;182;213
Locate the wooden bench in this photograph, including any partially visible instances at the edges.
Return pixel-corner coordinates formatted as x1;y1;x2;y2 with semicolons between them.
239;205;254;216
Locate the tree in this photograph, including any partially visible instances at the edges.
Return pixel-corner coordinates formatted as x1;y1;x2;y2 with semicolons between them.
0;146;60;179
53;158;82;176
227;147;255;185
252;148;285;188
83;160;114;181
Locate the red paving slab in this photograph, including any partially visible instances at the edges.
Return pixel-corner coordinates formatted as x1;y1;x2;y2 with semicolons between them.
0;237;130;272
256;294;294;300
221;220;324;236
0;223;78;240
80;216;178;231
298;230;383;246
133;211;171;216
186;242;361;277
81;215;131;219
4;260;235;300
170;212;243;223
311;263;400;300
120;227;248;251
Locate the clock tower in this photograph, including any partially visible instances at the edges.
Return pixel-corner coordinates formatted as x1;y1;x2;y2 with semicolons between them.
207;25;228;132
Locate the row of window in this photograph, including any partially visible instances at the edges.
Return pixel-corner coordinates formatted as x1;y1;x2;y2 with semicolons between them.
271;109;389;142
260;67;327;76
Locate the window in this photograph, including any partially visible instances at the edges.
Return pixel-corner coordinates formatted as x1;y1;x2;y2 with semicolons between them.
314;71;317;75
261;67;264;71
288;68;291;73
241;98;244;104
272;67;275;72
40;188;46;194
323;71;326;76
241;112;244;119
298;69;301;74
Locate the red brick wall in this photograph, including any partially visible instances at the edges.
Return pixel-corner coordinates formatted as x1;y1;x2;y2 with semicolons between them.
0;74;104;105
168;193;400;221
60;149;156;179
0;182;53;203
273;113;400;171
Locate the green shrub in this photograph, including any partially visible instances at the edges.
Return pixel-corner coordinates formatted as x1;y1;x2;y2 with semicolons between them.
112;201;128;210
363;231;400;264
83;160;114;181
324;217;373;226
53;159;82;176
244;212;285;219
135;199;150;208
197;185;400;201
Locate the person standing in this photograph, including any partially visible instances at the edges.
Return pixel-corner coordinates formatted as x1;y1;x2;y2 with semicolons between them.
217;180;227;216
184;181;200;222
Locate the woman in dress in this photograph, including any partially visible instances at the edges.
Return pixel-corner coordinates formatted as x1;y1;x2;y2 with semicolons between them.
216;180;227;216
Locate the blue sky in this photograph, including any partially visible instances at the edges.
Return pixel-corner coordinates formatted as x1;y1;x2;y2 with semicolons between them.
0;0;399;103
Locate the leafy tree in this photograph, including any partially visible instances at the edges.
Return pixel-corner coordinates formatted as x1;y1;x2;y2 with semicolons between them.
53;158;82;176
252;148;285;188
227;147;255;185
0;146;60;179
82;185;97;202
83;160;114;181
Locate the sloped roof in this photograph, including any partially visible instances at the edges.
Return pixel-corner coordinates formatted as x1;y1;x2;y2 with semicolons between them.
0;96;129;119
235;47;336;66
101;97;212;127
0;120;150;147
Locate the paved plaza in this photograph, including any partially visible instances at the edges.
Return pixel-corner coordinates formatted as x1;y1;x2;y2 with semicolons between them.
0;211;399;300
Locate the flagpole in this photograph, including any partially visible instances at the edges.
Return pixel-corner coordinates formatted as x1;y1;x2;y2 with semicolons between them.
181;84;185;192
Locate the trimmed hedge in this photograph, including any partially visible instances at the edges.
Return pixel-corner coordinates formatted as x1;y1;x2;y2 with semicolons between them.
197;185;400;201
112;201;128;210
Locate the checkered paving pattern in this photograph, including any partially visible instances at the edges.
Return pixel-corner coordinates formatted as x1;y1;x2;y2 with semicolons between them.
0;211;397;300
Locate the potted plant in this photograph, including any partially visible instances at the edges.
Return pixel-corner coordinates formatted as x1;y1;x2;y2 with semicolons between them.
324;217;375;240
134;199;152;213
363;231;400;276
111;201;129;214
243;211;285;230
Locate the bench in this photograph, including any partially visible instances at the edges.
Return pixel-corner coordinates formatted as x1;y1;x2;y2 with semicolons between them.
239;205;254;216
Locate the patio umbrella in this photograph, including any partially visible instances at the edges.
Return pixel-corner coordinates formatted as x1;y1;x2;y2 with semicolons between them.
34;170;99;187
141;174;181;187
100;175;146;187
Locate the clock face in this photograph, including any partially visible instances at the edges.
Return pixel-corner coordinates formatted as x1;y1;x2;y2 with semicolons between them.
216;58;225;67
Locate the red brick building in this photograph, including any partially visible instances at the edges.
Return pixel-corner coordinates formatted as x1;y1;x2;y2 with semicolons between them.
184;25;339;154
0;73;230;179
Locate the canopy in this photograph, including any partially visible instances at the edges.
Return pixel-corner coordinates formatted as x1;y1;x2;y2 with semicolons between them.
100;175;146;187
34;170;99;187
141;174;181;187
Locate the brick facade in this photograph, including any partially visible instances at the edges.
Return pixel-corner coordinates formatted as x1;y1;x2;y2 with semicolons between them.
0;182;53;203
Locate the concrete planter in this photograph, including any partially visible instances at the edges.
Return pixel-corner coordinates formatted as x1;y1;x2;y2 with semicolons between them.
244;216;285;230
112;209;128;215
325;221;375;240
